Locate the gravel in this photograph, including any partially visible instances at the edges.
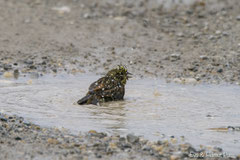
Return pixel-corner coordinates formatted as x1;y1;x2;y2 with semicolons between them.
0;0;240;84
0;113;235;160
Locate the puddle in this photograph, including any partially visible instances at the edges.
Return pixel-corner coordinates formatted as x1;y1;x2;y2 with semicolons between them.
0;74;240;155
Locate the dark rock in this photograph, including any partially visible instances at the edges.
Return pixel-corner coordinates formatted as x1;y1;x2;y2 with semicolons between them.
29;65;37;69
236;15;240;21
199;55;208;60
3;64;12;70
52;68;57;73
127;134;139;144
95;152;102;158
122;143;132;149
157;140;162;145
214;147;223;152
142;145;151;151
0;117;7;122
24;60;33;65
170;53;181;62
119;137;126;142
42;61;47;65
188;66;198;72
217;68;223;73
15;137;22;141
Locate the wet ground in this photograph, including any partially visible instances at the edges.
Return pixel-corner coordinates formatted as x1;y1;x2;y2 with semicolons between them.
1;74;240;155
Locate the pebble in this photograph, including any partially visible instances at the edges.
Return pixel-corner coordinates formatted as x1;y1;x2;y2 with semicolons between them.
47;138;59;144
208;35;215;40
52;6;71;14
236;15;240;21
3;64;12;70
184;78;197;84
215;30;221;35
126;134;139;144
3;72;13;78
170;155;180;160
15;137;22;141
199;55;208;60
170;53;181;62
173;78;182;84
24;60;33;65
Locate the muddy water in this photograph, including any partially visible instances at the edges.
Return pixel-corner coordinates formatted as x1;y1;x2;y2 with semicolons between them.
0;74;240;155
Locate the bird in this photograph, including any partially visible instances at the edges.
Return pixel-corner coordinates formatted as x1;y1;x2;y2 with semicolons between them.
77;65;132;105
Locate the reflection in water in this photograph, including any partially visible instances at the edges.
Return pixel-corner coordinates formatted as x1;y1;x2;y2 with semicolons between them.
0;74;240;155
86;102;127;135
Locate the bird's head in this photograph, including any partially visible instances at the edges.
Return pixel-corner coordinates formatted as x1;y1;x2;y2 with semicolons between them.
106;65;132;85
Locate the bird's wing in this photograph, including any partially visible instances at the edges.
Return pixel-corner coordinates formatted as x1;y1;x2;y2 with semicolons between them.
89;77;108;92
88;77;118;94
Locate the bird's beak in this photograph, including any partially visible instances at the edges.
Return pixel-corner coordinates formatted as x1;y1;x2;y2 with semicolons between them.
127;72;132;78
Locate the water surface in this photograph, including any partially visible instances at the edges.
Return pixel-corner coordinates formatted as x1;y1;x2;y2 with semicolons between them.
0;74;240;155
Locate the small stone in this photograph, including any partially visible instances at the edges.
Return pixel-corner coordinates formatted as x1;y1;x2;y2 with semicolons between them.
142;145;151;151
208;35;215;40
3;72;13;78
24;19;31;23
3;64;12;70
15;137;22;141
153;90;161;97
83;13;90;19
29;65;37;69
170;53;181;61
217;68;223;73
88;130;96;134
119;137;126;142
170;155;180;160
24;60;33;65
109;142;117;149
52;68;57;73
127;134;139;144
173;78;182;84
151;145;163;152
47;138;59;144
184;78;197;84
188;66;198;72
122;143;132;149
27;79;33;85
215;30;221;35
95;152;102;158
236;15;240;21
52;6;71;14
199;55;208;60
171;138;177;144
222;31;229;36
0;117;7;122
177;32;184;37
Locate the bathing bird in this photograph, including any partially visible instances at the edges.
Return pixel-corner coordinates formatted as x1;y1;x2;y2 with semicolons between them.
77;65;132;105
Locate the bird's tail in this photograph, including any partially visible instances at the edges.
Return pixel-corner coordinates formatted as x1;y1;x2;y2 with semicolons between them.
77;94;99;105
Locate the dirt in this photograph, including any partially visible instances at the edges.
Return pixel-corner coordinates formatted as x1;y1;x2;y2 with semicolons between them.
0;0;240;84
